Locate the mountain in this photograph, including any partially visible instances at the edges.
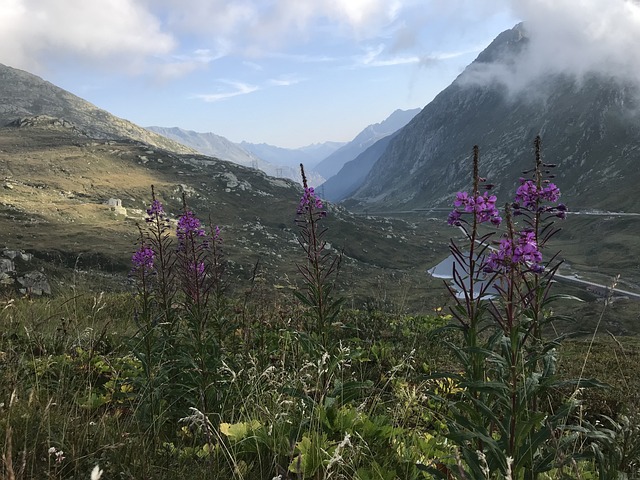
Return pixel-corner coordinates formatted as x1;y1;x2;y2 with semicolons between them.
0;63;442;307
337;23;640;311
297;142;346;163
313;108;421;179
345;24;640;214
0;63;196;155
146;126;262;168
239;141;345;169
320;132;398;202
147;126;325;185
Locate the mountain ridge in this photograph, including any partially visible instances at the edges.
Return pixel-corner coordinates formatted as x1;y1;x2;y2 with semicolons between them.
345;24;640;213
0;63;198;155
313;108;421;179
146;125;325;185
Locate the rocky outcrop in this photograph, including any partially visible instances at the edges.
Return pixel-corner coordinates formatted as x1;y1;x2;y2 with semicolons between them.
0;248;50;295
8;115;78;130
17;271;51;296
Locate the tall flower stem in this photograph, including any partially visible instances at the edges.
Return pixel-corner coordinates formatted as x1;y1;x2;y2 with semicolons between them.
295;164;342;348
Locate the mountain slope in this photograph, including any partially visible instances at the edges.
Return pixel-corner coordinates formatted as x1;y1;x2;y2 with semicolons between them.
320;132;397;202
146;126;262;167
314;108;421;179
0;63;196;155
0;64;445;307
346;24;640;213
0;124;443;305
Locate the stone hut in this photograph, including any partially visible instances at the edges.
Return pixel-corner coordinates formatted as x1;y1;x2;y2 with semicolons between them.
105;198;127;216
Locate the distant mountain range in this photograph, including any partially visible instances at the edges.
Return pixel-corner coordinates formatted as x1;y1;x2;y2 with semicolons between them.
145;126;327;185
147;109;420;189
314;108;421;179
239;141;345;169
343;24;640;213
3;27;640;323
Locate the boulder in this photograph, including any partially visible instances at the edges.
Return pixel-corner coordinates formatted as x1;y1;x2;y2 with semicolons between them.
0;258;14;273
17;271;51;295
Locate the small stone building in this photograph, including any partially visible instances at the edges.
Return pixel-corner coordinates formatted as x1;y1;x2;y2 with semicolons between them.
105;198;127;216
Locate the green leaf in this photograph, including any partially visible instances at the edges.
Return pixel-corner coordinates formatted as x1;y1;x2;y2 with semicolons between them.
219;420;261;441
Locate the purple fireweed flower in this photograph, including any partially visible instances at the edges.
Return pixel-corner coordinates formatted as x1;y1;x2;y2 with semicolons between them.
515;179;561;209
146;199;164;218
515;180;539;209
553;203;568;219
213;225;222;242
297;186;327;216
447;209;462;226
541;183;560;203
190;261;206;277
485;230;543;273
449;191;501;226
132;245;155;272
177;211;206;245
454;191;472;210
145;199;167;225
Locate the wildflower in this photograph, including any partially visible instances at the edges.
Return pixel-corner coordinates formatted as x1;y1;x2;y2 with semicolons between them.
453;191;472;211
131;245;155;272
213;225;222;242
297;186;326;216
177;210;206;246
145;199;165;221
485;230;543;273
505;457;514;480
541;182;560;202
449;191;501;226
190;261;205;277
515;179;561;209
447;209;462;226
48;447;65;464
476;450;490;478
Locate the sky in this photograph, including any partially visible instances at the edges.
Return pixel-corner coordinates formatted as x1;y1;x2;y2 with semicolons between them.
1;1;640;148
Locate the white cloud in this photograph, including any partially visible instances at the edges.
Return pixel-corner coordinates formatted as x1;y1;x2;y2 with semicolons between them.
267;76;302;87
154;49;222;82
0;0;175;72
195;74;302;102
461;0;640;91
148;0;407;54
0;0;425;76
195;81;260;102
0;0;503;80
354;43;480;68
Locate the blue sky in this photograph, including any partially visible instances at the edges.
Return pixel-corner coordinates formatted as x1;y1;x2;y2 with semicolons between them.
2;1;639;148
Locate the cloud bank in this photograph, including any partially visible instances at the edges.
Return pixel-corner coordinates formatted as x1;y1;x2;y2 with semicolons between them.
3;0;639;91
0;0;406;74
462;0;640;91
0;0;175;72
